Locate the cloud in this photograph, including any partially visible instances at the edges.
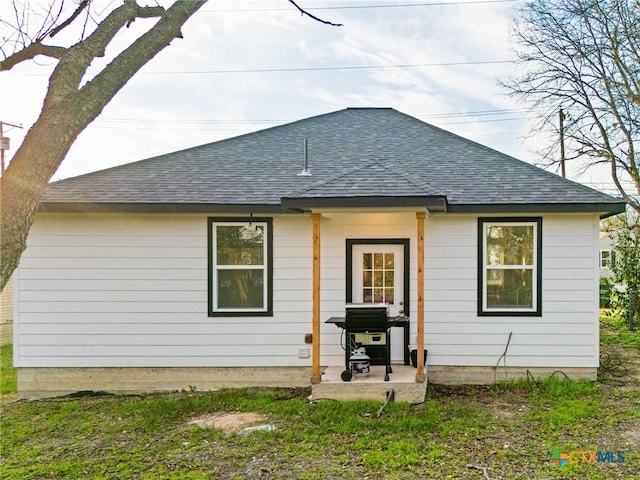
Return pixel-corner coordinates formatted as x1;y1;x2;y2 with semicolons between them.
1;0;541;181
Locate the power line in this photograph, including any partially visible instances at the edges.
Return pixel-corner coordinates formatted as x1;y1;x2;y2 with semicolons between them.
136;60;510;76
419;108;530;118
7;60;511;77
204;0;521;13
435;116;527;125
90;107;529;129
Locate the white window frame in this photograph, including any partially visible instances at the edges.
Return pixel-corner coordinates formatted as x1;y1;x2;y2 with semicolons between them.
208;217;273;317
600;249;613;268
478;217;542;317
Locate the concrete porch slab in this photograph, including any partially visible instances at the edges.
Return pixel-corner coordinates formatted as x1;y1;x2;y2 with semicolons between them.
311;364;427;403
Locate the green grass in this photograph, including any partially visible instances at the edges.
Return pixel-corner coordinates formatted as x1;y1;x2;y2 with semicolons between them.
1;316;639;479
600;309;640;349
1;381;638;479
1;343;16;395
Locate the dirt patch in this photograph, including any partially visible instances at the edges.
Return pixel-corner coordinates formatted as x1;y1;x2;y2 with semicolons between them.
188;412;272;434
484;399;530;422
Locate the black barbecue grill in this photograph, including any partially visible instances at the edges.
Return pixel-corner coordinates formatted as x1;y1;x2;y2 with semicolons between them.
344;304;392;381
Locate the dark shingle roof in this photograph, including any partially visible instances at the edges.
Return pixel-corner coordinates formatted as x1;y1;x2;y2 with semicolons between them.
41;107;625;215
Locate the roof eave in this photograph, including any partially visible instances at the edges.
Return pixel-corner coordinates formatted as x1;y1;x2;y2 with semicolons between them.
279;195;449;212
446;201;627;217
37;202;290;214
37;199;626;218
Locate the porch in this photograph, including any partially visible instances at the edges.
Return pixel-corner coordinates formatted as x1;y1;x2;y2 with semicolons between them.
311;364;428;403
309;211;428;400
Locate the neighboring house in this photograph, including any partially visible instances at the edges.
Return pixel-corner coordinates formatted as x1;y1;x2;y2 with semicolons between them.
0;276;13;345
599;231;616;278
13;108;625;399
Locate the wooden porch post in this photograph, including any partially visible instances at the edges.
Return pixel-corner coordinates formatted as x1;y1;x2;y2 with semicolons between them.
415;212;426;383
311;213;322;384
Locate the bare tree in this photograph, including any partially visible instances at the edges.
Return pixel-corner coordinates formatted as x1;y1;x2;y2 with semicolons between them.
0;0;340;292
0;0;207;291
503;0;640;213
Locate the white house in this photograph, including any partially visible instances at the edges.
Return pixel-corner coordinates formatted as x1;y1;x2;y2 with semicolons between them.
13;108;625;399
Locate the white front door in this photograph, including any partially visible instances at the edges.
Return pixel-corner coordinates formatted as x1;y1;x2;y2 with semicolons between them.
352;244;405;361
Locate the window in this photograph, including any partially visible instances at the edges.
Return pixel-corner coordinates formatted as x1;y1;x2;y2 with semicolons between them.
208;217;273;316
478;217;542;316
362;252;395;304
600;250;615;268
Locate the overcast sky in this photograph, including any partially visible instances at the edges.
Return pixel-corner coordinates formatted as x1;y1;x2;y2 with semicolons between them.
0;0;615;192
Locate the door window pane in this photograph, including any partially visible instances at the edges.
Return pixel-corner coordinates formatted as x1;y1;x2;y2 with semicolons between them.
384;253;394;269
384;289;394;304
363;288;373;302
373;287;383;303
361;252;395;305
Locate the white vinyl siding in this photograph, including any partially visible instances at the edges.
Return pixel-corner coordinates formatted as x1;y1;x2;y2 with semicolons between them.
14;211;600;371
424;213;599;368
14;213;312;368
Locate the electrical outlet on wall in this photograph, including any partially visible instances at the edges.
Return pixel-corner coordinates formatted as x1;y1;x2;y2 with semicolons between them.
298;348;310;358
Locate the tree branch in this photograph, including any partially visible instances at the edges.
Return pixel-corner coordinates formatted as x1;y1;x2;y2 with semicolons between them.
41;1;167;101
35;0;66;42
287;0;342;26
49;0;90;38
0;42;66;71
504;0;639;211
78;0;203;105
0;0;207;293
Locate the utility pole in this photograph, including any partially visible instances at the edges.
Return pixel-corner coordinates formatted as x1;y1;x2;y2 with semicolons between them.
0;121;23;174
559;109;566;178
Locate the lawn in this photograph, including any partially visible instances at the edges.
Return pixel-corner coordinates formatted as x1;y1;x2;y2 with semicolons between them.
0;344;16;395
0;319;638;480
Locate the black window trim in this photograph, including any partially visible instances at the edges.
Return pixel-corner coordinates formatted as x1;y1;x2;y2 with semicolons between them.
477;217;542;317
208;216;273;317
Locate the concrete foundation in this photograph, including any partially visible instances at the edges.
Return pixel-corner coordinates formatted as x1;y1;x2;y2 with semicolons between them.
17;364;597;400
311;364;428;403
427;365;598;384
17;366;311;400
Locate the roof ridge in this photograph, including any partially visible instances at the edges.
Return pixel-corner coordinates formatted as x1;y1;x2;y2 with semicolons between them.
283;159;438;199
286;160;380;197
378;160;432;193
